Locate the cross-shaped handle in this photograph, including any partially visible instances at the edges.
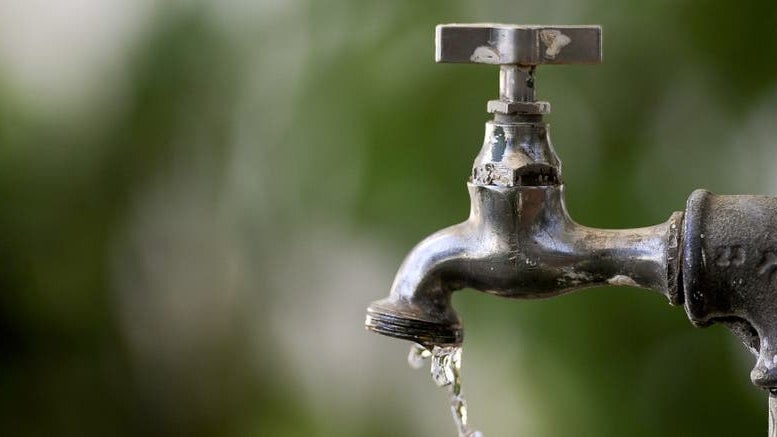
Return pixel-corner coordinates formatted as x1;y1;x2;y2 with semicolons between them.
435;24;602;65
435;24;602;114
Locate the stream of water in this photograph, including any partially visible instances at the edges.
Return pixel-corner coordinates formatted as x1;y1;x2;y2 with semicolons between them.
408;343;483;437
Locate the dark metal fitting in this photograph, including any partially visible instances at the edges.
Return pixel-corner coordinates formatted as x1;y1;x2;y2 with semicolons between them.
681;189;777;389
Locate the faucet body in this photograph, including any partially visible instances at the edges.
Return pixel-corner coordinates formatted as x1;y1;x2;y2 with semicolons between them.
365;23;777;431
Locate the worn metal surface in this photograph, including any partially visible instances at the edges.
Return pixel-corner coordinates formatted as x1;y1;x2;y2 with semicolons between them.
682;190;777;391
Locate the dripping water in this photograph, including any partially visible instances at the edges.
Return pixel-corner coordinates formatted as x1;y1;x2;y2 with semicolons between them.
408;343;483;437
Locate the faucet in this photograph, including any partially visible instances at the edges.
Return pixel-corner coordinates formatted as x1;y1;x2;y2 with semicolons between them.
364;23;777;432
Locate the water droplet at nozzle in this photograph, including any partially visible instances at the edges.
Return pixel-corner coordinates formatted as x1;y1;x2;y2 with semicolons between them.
431;346;461;388
408;343;432;369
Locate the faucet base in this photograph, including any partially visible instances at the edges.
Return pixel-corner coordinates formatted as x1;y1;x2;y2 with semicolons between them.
365;300;463;347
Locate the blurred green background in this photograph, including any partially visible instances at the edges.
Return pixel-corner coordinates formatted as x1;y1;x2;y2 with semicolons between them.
1;1;776;436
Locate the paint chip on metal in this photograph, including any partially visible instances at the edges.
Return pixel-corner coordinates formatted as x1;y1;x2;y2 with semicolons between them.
470;46;501;64
540;29;571;60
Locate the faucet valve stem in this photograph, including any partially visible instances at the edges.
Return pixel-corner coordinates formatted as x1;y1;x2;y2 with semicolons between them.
499;65;535;102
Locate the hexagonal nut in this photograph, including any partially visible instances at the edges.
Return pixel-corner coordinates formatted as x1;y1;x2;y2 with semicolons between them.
487;100;551;114
472;163;559;187
472;163;515;186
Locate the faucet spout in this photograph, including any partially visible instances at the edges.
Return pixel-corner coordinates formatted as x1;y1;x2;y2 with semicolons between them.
365;222;470;347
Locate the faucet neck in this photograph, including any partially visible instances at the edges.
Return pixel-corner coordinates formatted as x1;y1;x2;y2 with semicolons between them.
471;118;562;187
499;65;536;102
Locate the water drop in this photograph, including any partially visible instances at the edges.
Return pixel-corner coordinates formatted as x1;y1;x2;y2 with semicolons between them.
408;343;432;369
431;346;460;388
409;343;483;436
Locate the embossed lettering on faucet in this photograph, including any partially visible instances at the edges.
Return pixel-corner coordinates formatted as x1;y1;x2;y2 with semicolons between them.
540;30;571;60
715;245;746;267
757;251;777;283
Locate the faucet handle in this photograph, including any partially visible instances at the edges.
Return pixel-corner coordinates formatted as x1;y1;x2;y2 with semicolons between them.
435;24;601;114
435;24;602;65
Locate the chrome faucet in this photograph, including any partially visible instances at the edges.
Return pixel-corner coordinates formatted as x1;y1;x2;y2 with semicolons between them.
365;23;777;433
